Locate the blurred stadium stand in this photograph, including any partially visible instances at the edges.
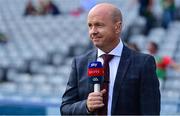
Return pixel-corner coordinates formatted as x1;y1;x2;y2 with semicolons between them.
129;21;180;115
0;0;180;115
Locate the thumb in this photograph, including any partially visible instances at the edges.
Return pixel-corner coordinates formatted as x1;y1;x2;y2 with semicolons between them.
101;89;106;95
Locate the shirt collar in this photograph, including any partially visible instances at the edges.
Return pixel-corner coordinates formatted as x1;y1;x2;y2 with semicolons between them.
97;39;123;57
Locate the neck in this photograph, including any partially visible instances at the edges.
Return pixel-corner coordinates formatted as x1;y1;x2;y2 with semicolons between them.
102;39;120;53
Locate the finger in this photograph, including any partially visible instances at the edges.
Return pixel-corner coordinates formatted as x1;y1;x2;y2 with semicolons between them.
88;102;104;111
89;92;104;97
88;100;104;106
88;95;103;102
87;98;104;112
91;103;104;109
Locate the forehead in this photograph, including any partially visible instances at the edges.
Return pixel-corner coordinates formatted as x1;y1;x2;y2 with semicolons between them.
88;10;112;23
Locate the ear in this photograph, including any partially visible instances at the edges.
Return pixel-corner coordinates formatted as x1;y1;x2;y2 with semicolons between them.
115;21;122;34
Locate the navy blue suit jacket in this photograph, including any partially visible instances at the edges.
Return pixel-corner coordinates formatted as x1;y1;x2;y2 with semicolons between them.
60;45;160;115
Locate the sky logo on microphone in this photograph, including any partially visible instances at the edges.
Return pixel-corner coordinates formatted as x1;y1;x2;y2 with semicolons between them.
90;63;98;67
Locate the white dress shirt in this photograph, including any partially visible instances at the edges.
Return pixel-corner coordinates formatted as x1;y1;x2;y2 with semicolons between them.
97;40;123;115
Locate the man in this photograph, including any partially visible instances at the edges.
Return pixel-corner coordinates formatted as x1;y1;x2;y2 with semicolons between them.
138;0;155;35
60;3;160;115
147;41;180;89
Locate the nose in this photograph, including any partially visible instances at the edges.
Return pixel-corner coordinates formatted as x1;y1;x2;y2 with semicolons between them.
90;26;98;35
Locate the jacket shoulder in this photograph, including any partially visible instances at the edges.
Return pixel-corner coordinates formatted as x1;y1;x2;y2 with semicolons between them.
130;49;155;64
75;49;96;61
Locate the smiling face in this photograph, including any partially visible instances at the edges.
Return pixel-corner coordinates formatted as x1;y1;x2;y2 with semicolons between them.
87;3;122;53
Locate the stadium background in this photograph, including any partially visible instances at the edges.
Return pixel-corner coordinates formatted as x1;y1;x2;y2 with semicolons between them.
0;0;180;115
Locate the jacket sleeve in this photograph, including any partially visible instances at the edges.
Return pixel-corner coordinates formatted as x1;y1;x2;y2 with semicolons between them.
60;58;92;115
140;55;161;115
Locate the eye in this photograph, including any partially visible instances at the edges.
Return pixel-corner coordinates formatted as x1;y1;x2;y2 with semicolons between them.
88;23;92;28
88;24;93;30
96;23;104;27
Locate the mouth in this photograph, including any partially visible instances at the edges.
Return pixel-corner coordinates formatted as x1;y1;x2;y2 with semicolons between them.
92;37;98;40
92;36;101;40
92;38;100;42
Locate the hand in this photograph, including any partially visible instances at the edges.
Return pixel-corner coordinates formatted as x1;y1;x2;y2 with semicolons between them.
86;89;106;112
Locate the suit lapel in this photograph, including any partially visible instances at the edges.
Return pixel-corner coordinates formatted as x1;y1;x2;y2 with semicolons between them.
87;49;98;93
111;46;131;114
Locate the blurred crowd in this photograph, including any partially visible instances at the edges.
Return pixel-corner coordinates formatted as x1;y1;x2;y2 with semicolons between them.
24;0;61;16
24;0;97;17
128;40;180;91
138;0;178;35
70;0;97;16
125;0;180;92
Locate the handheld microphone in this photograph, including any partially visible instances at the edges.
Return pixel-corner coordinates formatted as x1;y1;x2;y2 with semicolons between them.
88;61;104;92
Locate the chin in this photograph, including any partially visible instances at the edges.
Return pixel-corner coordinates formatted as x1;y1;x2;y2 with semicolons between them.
93;42;100;46
94;44;103;49
93;40;104;47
